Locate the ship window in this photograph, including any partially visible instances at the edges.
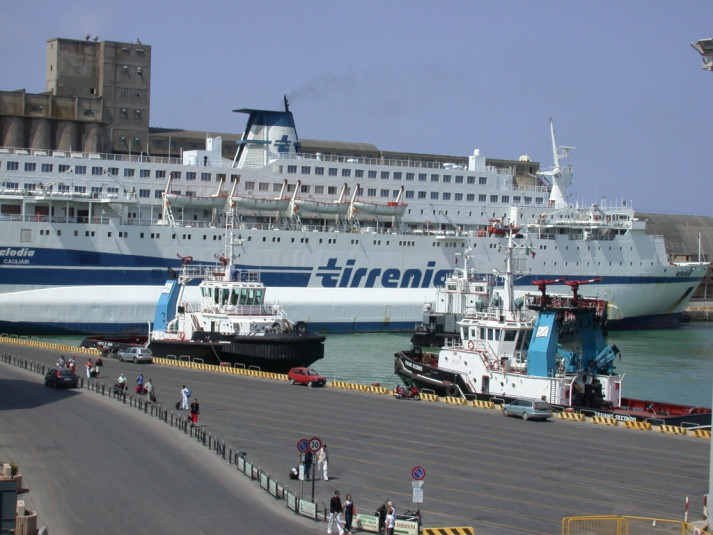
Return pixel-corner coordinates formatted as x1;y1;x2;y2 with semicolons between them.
124;168;135;177
381;171;390;179
393;172;402;180
230;290;238;306
430;174;438;182
418;191;426;199
406;172;414;181
355;169;364;178
455;175;463;183
315;167;324;175
41;163;53;172
405;191;414;199
430;192;438;200
201;173;211;181
478;194;486;202
24;163;36;172
466;194;475;202
490;195;498;203
443;192;451;200
287;165;297;173
501;195;509;203
368;170;377;179
467;177;476;185
186;172;196;181
329;168;338;176
504;329;517;342
140;169;150;178
479;177;487;185
418;173;427;181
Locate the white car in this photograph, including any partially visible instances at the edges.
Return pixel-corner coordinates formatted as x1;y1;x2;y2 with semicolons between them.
116;346;153;363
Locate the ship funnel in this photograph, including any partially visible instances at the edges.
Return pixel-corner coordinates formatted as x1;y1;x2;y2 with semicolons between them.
232;105;301;168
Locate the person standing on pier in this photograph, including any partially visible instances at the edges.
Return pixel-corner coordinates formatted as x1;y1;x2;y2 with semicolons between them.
189;398;200;426
318;444;329;481
180;385;190;409
303;449;313;480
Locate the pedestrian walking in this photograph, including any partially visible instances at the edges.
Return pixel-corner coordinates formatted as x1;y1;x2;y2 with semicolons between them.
145;378;155;402
189;398;200;426
116;373;127;392
180;385;190;409
385;506;395;535
135;373;145;394
85;358;93;378
318;444;329;481
344;494;356;534
326;490;345;535
94;357;103;376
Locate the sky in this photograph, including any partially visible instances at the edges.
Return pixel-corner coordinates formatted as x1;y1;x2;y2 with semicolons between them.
2;1;712;216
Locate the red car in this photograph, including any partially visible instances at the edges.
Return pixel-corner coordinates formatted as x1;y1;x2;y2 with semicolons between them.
287;367;326;387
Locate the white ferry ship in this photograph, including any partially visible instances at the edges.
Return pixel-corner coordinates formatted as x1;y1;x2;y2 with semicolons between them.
0;101;706;334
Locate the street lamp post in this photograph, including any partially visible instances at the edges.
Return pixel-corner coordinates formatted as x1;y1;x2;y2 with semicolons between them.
691;37;713;525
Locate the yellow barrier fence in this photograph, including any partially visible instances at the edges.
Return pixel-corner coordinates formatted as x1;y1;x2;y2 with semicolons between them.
562;515;710;535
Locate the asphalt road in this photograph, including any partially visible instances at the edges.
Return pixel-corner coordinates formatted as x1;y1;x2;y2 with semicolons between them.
1;342;709;535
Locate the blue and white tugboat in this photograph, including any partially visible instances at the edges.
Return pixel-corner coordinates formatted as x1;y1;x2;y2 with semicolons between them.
395;238;711;425
148;215;325;373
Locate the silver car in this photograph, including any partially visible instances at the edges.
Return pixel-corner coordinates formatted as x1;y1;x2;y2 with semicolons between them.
116;346;153;363
502;399;552;421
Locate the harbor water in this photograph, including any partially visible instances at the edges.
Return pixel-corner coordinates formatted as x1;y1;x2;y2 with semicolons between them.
20;323;713;409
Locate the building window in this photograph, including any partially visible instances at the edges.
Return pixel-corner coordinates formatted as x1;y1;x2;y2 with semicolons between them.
135;109;142;118
120;108;128;118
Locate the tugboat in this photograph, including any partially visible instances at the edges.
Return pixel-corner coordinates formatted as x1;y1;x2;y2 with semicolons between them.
411;248;496;348
395;237;711;426
147;214;325;373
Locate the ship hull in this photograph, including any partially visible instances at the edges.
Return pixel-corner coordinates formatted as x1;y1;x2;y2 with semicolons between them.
148;332;325;374
0;223;705;334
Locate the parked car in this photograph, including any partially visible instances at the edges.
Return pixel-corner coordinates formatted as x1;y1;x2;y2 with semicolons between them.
502;398;552;421
116;346;153;363
287;367;326;387
44;367;79;388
